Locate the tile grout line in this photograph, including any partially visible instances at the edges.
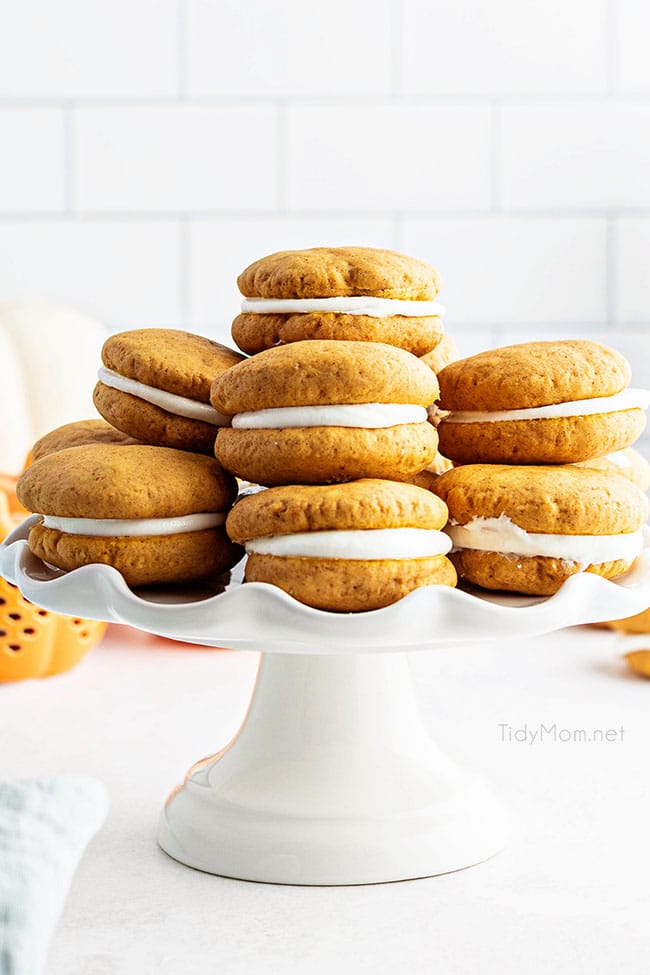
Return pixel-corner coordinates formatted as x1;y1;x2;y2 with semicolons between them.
5;93;650;109
166;318;650;335
426;320;641;330
0;208;646;221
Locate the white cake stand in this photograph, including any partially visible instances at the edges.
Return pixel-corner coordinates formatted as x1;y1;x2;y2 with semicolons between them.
2;517;650;886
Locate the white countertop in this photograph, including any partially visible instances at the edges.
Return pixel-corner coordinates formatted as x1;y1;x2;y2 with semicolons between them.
2;622;649;975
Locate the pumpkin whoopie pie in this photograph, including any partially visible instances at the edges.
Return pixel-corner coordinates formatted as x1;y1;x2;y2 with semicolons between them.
231;246;445;357
227;479;456;612
32;418;140;461
437;340;649;464
211;340;439;486
433;464;648;596
572;447;650;492
17;444;241;587
93;328;244;455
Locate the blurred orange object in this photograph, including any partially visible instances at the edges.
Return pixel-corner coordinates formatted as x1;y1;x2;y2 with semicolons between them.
0;577;106;681
600;606;650;634
624;649;650;678
0;474;107;681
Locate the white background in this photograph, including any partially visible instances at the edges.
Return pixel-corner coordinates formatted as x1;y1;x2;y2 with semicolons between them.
0;0;648;395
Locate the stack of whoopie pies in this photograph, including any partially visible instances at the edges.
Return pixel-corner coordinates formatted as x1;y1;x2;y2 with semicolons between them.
15;247;650;609
213;246;459;610
16;249;460;607
431;340;650;595
17;328;247;587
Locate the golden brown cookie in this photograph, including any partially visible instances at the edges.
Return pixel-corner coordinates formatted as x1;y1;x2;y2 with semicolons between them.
572;448;650;492
238;247;441;300
449;550;631;595
32;419;140;461
214;340;436;413
231;311;444;357
232;247;444;356
216;426;437;487
227;479;456;611
211;341;439;486
17;444;241;587
437;340;648;464
432;464;648;595
93;328;244;455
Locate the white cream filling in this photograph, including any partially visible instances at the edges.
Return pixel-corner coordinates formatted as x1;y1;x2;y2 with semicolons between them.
240;296;445;318
42;512;226;537
443;387;650;424
232;403;428;430
446;514;644;566
245;528;452;560
97;366;231;426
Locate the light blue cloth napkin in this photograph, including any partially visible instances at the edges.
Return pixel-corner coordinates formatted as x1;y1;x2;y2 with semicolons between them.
0;777;108;975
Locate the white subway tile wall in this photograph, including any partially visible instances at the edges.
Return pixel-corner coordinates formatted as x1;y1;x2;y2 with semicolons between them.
0;108;65;211
0;0;648;418
286;105;492;211
401;0;609;94
187;0;394;97
0;0;179;98
74;106;279;212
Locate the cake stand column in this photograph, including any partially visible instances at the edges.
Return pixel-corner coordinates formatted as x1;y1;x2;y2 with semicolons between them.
158;650;509;885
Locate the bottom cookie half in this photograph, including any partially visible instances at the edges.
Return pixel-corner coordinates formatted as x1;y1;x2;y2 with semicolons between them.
245;553;457;612
451;549;633;596
216;424;438;486
29;524;242;587
231;312;444;357
93;384;219;455
438;410;646;465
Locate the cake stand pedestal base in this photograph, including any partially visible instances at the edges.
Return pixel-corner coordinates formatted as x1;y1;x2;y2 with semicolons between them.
158;651;509;885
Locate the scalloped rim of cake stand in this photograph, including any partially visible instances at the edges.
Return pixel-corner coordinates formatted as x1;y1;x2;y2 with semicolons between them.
2;517;649;654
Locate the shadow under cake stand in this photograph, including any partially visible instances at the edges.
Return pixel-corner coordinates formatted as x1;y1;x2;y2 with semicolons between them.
2;517;649;886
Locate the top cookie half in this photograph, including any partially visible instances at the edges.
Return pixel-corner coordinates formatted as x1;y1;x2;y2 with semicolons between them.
237;247;441;300
438;340;629;411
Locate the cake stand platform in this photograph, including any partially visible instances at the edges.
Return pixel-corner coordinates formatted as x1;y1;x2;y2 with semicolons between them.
2;517;650;886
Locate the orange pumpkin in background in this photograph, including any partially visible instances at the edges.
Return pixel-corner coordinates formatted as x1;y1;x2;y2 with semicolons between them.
0;468;107;682
0;577;106;682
